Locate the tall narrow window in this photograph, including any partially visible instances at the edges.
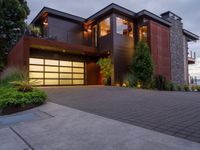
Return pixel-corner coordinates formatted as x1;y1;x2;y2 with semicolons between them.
116;17;133;37
100;17;110;37
139;26;148;41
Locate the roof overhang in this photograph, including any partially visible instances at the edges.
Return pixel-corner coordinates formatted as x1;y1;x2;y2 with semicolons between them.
137;10;172;27
183;29;199;42
31;7;86;24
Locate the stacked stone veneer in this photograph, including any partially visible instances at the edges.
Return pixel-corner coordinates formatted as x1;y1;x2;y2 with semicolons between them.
161;13;188;84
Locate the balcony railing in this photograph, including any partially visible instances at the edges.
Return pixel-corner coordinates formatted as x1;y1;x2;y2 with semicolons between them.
188;51;196;64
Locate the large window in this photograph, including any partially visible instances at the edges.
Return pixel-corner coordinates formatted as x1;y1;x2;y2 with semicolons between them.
116;17;133;37
92;25;98;47
139;26;148;41
100;17;111;37
29;58;85;86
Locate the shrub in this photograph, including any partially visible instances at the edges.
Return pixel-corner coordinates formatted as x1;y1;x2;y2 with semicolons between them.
130;40;154;88
154;75;167;90
183;84;189;91
191;85;196;91
196;86;200;92
0;86;47;110
0;67;22;86
176;85;182;91
97;57;111;85
123;73;135;87
165;82;175;91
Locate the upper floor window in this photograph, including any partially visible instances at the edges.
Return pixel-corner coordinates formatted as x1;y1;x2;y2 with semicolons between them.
100;17;111;37
116;17;133;37
139;26;148;41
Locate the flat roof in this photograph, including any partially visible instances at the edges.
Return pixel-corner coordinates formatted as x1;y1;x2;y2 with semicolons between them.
183;29;199;41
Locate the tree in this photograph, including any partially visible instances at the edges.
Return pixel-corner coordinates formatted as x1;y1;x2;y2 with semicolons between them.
97;57;112;85
130;40;154;88
0;0;30;69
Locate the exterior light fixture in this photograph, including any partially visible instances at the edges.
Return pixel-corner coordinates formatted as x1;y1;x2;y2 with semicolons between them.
62;49;66;53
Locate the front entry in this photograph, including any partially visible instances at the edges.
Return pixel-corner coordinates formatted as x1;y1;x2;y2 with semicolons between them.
29;58;85;86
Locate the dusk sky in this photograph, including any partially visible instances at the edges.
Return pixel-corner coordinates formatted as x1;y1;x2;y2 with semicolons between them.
26;0;200;76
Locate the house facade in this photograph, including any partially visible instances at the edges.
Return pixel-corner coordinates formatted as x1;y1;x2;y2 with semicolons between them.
7;3;199;86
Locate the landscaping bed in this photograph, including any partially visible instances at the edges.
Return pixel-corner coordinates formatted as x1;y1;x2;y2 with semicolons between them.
0;86;47;115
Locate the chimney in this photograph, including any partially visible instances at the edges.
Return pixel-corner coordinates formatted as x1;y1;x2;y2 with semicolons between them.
160;11;182;22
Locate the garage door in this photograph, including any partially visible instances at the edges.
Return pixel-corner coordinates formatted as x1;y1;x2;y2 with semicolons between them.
29;58;85;86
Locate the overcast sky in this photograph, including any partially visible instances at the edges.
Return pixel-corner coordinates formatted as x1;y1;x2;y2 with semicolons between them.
26;0;200;58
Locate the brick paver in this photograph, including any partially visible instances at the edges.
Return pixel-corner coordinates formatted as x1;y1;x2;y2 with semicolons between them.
42;86;200;143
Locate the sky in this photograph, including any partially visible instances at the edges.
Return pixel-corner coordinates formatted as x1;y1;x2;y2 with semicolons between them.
26;0;200;76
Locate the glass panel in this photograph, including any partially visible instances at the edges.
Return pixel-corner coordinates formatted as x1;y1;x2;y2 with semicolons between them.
60;61;72;67
100;17;110;37
45;80;58;85
92;25;98;47
45;66;58;72
60;73;72;78
116;17;133;37
60;80;72;85
29;72;43;78
29;58;44;65
73;68;84;73
45;59;59;66
73;74;84;79
60;67;72;73
45;73;59;78
30;79;44;85
73;80;84;85
29;65;44;71
139;26;148;41
73;62;84;67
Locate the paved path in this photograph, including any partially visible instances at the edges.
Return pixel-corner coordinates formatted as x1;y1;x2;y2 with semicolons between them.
1;102;200;150
42;86;200;143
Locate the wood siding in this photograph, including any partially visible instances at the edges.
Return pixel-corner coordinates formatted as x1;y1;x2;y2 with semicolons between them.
149;20;171;81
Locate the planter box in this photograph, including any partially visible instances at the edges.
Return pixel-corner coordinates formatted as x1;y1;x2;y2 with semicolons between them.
0;103;42;115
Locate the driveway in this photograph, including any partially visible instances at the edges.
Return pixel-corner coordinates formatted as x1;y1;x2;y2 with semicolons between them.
42;86;200;143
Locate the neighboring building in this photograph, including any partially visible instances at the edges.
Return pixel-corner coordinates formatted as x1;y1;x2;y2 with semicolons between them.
7;3;199;86
189;58;200;85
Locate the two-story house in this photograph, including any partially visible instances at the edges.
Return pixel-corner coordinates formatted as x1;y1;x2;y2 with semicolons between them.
7;3;199;86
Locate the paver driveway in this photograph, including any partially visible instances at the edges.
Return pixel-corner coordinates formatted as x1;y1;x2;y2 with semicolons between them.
42;86;200;143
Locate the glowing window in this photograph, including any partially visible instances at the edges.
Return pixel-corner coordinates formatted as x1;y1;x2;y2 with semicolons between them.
29;65;44;71
73;74;84;79
139;26;148;41
60;61;72;67
73;62;84;67
29;58;44;65
29;72;43;78
45;73;59;78
45;66;59;72
60;73;72;78
73;68;84;73
100;17;111;37
45;59;59;66
73;80;84;85
116;17;133;37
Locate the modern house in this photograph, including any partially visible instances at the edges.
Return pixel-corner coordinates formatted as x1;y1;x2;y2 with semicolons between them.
7;3;199;86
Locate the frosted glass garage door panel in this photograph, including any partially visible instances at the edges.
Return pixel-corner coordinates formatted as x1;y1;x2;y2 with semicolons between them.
60;67;72;73
73;68;84;73
60;80;72;85
73;62;84;67
60;73;72;78
73;74;84;79
45;80;59;85
45;59;59;66
45;66;59;72
73;80;84;85
60;61;72;67
29;72;44;78
29;58;44;65
29;65;44;71
30;79;44;85
45;73;59;78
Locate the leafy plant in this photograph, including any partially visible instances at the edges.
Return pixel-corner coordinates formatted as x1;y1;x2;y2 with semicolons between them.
154;75;167;90
166;82;175;91
176;85;182;91
197;86;200;92
27;25;41;36
183;84;189;91
0;87;47;110
97;57;111;85
130;40;154;88
191;85;196;91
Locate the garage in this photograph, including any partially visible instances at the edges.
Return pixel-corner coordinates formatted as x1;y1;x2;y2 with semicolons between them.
29;58;85;85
